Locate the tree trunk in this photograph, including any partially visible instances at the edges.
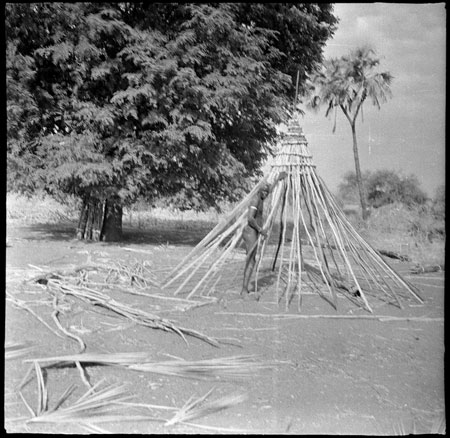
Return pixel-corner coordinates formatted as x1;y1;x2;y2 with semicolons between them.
85;201;95;240
76;197;104;241
76;199;89;240
351;123;370;220
100;199;123;242
92;202;103;241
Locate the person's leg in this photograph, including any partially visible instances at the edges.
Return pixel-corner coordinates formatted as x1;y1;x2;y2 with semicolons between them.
241;233;258;295
242;251;256;294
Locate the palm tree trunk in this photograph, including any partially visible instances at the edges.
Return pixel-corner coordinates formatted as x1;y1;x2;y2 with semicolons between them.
351;123;370;220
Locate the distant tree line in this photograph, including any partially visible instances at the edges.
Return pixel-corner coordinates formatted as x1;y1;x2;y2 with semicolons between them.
6;3;338;241
338;170;444;219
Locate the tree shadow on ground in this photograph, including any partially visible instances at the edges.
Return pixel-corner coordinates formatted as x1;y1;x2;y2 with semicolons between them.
7;223;77;242
122;225;211;246
7;221;214;247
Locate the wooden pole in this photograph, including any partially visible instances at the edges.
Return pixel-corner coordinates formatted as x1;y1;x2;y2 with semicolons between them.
272;184;288;271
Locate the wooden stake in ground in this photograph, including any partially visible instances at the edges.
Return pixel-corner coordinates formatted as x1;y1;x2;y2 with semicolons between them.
163;115;423;312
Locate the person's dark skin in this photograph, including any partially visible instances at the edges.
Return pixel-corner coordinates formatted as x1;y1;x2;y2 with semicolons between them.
241;171;287;297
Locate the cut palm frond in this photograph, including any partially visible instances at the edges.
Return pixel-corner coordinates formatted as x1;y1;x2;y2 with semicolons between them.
18;356;250;431
25;352;153;366
5;342;36;360
106;259;160;288
26;381;148;425
117;401;178;412
29;261;160;288
128;355;276;380
45;279;219;347
165;387;247;427
25;353;275;381
34;361;48;415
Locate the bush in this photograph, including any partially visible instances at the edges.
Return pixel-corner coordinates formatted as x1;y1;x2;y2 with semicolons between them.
364;202;443;241
432;184;445;220
358;202;445;266
337;169;428;210
367;170;427;208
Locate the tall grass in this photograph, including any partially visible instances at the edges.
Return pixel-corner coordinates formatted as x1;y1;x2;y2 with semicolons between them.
7;192;80;225
123;201;224;230
6;192;226;229
354;203;445;266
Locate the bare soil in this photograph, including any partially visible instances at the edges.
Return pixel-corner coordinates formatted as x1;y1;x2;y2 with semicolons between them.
5;223;445;434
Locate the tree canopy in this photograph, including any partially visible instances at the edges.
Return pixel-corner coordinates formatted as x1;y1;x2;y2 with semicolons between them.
6;3;337;239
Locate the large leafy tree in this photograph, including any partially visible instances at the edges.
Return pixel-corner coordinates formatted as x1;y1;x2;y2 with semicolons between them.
303;46;393;220
6;2;338;241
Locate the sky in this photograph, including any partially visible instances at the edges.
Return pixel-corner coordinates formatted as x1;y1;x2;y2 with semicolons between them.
294;2;446;198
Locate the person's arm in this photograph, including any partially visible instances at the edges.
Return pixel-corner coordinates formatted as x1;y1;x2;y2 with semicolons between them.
268;171;288;193
247;172;287;237
247;200;263;234
247;202;269;238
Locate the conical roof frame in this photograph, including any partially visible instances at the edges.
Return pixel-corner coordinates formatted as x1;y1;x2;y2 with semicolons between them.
269;118;316;178
163;117;423;312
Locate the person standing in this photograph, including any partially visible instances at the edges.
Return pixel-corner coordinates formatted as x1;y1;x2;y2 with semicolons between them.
241;171;287;297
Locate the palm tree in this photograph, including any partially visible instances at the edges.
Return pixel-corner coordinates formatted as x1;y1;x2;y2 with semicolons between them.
303;46;393;220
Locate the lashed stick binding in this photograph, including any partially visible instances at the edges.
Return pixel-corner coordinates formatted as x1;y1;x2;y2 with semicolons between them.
163;115;422;312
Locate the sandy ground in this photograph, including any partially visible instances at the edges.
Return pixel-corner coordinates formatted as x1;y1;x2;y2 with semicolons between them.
5;223;445;434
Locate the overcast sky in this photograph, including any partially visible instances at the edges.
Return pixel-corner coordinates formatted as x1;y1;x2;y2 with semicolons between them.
297;2;446;198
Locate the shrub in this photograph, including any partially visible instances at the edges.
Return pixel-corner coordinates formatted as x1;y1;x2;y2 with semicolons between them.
367;170;427;208
359;202;444;266
337;169;428;210
432;184;445;220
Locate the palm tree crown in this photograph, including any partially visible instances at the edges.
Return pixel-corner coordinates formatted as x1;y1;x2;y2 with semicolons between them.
305;46;393;131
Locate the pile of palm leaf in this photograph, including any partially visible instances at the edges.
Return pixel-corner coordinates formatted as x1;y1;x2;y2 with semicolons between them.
44;276;220;347
7;258;220;351
24;380;248;434
30;258;159;289
15;354;268;433
29;258;216;312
